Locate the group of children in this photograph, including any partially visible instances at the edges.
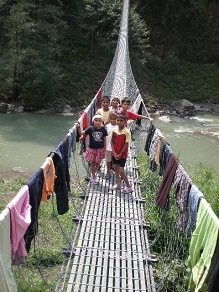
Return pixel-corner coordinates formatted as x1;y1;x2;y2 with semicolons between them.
75;96;152;194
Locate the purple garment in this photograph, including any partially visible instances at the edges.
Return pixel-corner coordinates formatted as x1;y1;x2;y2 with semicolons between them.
156;153;179;209
7;185;31;259
174;164;192;231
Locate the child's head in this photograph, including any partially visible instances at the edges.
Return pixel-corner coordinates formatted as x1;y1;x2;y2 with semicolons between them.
109;112;118;125
92;114;103;128
116;113;127;128
121;98;131;111
101;96;110;110
110;97;120;108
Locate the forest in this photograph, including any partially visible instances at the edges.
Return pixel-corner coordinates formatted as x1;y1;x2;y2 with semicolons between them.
0;0;218;111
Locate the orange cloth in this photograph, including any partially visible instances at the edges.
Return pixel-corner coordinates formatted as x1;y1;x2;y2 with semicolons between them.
40;157;56;202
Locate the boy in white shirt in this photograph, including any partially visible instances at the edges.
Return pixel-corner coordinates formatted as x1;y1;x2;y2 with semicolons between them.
105;112;118;179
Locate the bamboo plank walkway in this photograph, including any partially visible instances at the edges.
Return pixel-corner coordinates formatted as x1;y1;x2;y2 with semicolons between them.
65;145;156;291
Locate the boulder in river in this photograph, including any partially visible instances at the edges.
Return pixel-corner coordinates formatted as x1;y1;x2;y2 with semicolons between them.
171;99;195;117
0;102;15;113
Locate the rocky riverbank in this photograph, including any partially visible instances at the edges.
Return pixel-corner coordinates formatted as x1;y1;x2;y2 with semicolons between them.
147;99;219;117
1;99;219;117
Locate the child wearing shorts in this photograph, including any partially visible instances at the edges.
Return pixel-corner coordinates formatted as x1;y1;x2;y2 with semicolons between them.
110;113;133;193
105;112;118;179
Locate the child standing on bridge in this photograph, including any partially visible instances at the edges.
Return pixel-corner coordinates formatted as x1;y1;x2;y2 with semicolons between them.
75;115;108;185
95;95;111;125
105;111;118;180
110;97;121;113
110;114;133;194
119;98;152;122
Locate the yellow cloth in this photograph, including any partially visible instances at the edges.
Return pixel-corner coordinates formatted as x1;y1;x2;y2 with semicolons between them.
155;136;163;165
41;157;57;202
95;108;111;124
187;199;219;291
0;208;17;292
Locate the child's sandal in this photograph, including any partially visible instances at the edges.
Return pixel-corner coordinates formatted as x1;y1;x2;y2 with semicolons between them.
122;187;133;194
112;184;121;191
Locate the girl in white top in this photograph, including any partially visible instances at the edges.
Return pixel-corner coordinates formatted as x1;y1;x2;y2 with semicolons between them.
105;112;118;179
109;97;121;113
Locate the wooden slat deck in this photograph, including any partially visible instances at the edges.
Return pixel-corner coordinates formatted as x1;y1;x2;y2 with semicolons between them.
66;146;156;291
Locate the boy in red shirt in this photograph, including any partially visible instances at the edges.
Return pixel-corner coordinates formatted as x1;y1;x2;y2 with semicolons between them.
118;97;152;122
110;114;132;194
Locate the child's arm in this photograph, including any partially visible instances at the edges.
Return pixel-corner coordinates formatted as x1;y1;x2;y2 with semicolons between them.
137;114;153;121
117;142;129;158
111;139;117;158
74;123;86;136
112;142;129;160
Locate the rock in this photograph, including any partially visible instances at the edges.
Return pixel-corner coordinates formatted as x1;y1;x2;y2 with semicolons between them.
0;102;15;113
172;99;195;117
63;104;72;113
14;106;24;113
35;109;52;114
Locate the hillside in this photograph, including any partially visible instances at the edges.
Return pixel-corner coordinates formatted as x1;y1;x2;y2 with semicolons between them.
0;0;218;112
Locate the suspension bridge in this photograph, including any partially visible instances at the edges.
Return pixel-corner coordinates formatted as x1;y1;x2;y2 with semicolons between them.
55;0;156;290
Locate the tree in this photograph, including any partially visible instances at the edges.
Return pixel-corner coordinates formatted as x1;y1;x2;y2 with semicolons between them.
76;0;149;59
136;0;219;63
0;0;67;106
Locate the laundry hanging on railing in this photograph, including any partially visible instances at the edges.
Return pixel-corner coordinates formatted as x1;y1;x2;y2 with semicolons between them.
0;208;17;292
174;164;192;232
7;185;31;265
24;168;44;253
40;157;57;202
144;120;219;291
187;198;219;291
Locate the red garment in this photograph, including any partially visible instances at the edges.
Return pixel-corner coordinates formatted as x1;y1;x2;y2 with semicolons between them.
118;109;139;120
156;153;179;209
96;88;102;108
81;112;88;132
110;127;131;159
80;112;88;151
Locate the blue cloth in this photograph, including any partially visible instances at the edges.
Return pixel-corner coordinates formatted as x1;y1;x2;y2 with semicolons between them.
186;184;204;237
159;141;173;176
67;128;76;167
53;141;70;215
24;168;44;252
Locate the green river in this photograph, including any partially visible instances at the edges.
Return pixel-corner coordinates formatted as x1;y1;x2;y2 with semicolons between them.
0;112;218;178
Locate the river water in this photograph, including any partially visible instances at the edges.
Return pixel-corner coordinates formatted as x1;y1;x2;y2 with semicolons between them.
134;113;219;173
0;113;77;178
0;112;219;178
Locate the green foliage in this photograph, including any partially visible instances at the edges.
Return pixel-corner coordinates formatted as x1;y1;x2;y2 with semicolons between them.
0;0;66;105
191;163;219;217
0;176;26;211
129;6;150;63
137;0;219;63
0;0;218;110
133;54;219;103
